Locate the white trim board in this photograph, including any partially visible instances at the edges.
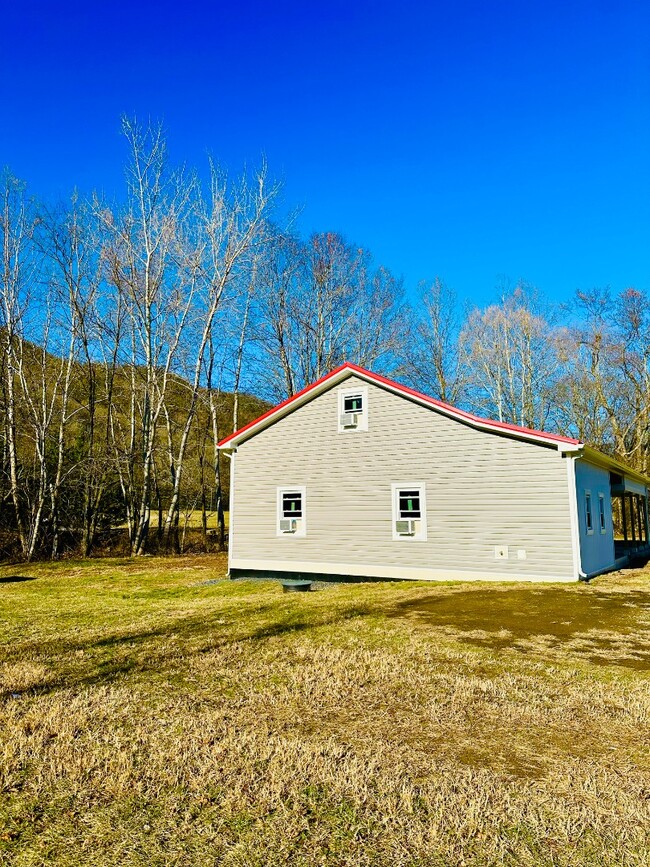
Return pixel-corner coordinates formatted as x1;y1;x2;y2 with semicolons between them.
229;557;577;583
566;455;584;580
227;451;235;573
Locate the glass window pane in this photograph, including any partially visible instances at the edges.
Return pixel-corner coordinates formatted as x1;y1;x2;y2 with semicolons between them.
282;492;302;517
399;490;421;518
344;395;363;413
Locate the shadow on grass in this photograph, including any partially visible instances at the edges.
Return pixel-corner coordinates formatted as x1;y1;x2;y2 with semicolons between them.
0;602;370;700
391;587;650;669
0;575;37;584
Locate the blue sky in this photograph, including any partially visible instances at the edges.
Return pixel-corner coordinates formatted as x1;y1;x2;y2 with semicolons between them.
2;0;649;305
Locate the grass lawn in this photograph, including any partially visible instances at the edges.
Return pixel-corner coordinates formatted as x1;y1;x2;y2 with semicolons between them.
1;558;650;866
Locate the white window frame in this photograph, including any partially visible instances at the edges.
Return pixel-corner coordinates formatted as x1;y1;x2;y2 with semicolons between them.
598;492;606;534
276;486;307;537
585;490;594;535
391;482;427;541
338;385;368;432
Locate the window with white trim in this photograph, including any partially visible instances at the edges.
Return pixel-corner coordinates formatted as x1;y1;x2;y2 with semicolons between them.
343;394;363;413
277;486;306;537
338;386;368;432
585;491;593;535
598;493;606;533
391;482;427;541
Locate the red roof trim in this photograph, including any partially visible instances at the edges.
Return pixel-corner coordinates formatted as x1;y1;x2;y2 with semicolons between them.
218;365;348;447
218;362;581;448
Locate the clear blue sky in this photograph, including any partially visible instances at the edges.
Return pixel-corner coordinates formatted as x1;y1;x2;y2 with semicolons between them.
2;0;649;304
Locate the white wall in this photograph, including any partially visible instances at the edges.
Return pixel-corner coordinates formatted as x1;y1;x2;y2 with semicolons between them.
575;459;615;575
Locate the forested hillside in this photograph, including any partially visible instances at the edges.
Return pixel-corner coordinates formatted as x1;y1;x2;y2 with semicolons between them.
0;334;267;559
2;119;649;560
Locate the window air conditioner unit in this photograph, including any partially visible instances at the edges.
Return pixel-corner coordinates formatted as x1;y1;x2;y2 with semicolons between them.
395;519;416;536
340;412;359;428
280;518;298;533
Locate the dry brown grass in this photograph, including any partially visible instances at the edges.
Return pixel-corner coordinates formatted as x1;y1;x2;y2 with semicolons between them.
1;557;650;865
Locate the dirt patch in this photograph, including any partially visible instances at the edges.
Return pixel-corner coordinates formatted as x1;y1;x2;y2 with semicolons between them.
392;587;650;667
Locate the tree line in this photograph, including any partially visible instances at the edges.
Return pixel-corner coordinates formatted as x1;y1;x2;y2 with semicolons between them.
1;119;648;560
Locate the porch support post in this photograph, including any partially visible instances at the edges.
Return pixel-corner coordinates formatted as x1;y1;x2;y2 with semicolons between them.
638;497;644;546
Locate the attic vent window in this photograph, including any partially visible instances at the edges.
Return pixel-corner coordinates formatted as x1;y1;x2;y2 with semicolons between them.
392;483;427;541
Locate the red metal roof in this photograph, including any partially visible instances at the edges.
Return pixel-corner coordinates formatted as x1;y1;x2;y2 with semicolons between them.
218;362;582;448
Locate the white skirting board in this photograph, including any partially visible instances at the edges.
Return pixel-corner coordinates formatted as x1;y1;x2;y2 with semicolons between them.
229;557;577;583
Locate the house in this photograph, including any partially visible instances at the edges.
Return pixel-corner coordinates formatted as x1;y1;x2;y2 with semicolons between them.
218;363;650;583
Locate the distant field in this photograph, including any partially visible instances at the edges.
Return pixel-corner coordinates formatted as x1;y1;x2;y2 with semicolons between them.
1;558;650;866
117;511;230;530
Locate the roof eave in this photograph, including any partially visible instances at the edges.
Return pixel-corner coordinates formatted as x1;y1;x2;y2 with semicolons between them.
217;365;354;449
580;445;650;488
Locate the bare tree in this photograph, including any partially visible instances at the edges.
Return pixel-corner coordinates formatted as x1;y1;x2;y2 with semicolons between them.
0;171;42;558
254;230;404;400
348;262;405;371
253;228;304;399
614;287;650;471
38;197;109;556
15;290;76;560
205;329;229;550
231;269;255;433
159;160;278;550
461;283;563;430
561;287;650;471
403;277;463;403
99;118;199;555
306;232;361;380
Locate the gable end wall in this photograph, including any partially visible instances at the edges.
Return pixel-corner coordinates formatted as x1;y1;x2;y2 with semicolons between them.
230;376;576;581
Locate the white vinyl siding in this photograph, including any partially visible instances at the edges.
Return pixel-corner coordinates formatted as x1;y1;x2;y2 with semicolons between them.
574;460;616;576
231;375;576;581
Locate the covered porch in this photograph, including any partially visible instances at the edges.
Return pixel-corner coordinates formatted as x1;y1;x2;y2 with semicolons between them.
610;473;650;559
